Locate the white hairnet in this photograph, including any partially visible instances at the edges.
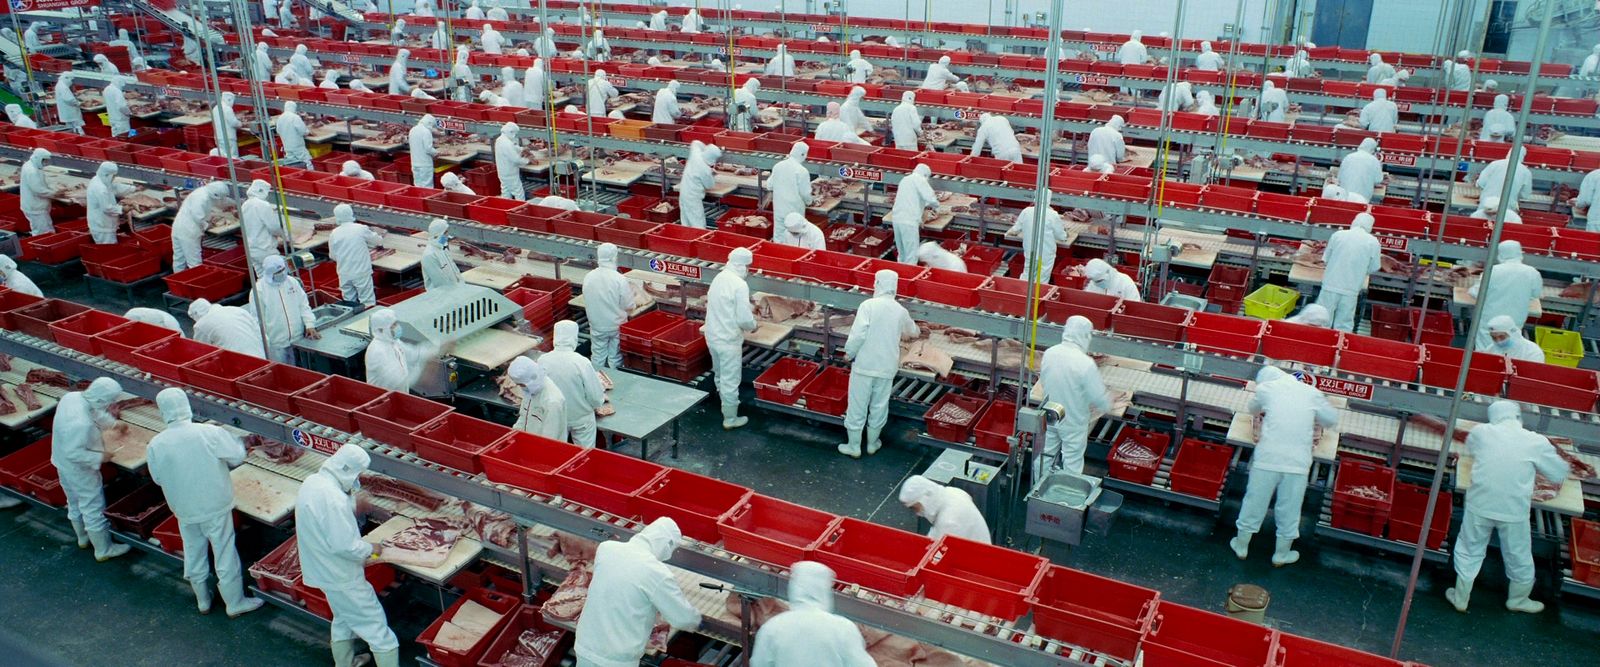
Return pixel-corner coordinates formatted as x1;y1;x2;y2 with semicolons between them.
84;377;123;408
872;269;898;297
1498;239;1522;263
912;164;931;178
728;247;753;268
1352;212;1375;233
262;254;287;280
156;387;193;425
1487;315;1518;334
247;179;270;200
631;517;683;561
188;298;213;321
0;255;14;277
788;142;808;161
1256;365;1289;386
1084;258;1113;281
427;218;449;239
507;355;544;388
553;319;579;349
787;561;836;612
1358;138;1378;154
370;307;399;341
1062;315;1094;351
1108;115;1125;130
334;203;355;225
597;243;618;267
783;213;808;232
899;475;939;506
1487;399;1521;425
320;443;370;490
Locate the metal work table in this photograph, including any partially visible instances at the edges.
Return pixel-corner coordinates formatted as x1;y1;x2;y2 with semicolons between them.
455;367;707;460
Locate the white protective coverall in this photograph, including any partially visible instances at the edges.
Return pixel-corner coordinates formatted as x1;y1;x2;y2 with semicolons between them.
253;43;274;82
898;475;990;543
582;244;632;369
971;113;1023;163
846;50;873;84
1447;58;1472;91
574;518;701;667
19;148;55;235
681;9;704;33
388;49;411;95
147;388;265;616
341;161;375;180
586;70;619;117
321;71;342;90
769;143;814;240
124;306;180;332
493;122;528;199
1087;154;1115;174
1087;115;1126;165
890;91;923;150
465;0;484;20
525;59;548;109
539;320;607;447
94;54;118;75
679;141;720;228
1485;315;1544;362
1360;89;1398;133
449;46;474;102
1469;240;1544;350
1283;303;1332;327
533;28;557;59
1037;316;1110;477
364;308;438;393
653;81;683;124
1476;147;1533;210
1480;94;1515;142
839;270;919;458
1257;81;1288;122
240;179;287;274
212;92;242;158
749;561;875;667
55;74;84;133
920;55;960;90
586;30;611;62
765;45;796;76
1229;366;1338;565
1007;205;1068;283
1084;257;1143;301
731;79;760;132
890;164;938;263
1157;81;1194;113
816;102;869;144
1573;167;1600;231
1470;196;1522;223
1195;41;1224;71
839;86;872;135
440;173;476;195
916;241;967;272
508;356;567;440
248;254;316;364
421;219;463;292
1337;138;1383;203
1284;50;1314;78
51;377;132;559
648;9;667;30
276;101;312;167
290;45;316;81
0;255;39;298
480;24;506;54
103;81;131;136
1117;31;1148;65
703;248;759;428
188;298;266;358
409;114;440;187
1582;45;1600;78
173;182;228;272
498;66;526;107
778;212;826;251
1315;212;1383;332
295;444;401;664
1366;53;1396;84
328;203;382;307
1447;400;1570;614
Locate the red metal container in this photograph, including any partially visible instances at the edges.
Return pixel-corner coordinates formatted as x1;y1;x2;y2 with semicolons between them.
480;433;585;496
552;448;667;516
182;349;272;398
814;518;934;598
353;392;453;450
1168;439;1233;500
634;469;753;544
1028;565;1159;661
292;376;387;433
417;588;520;667
919;535;1047;621
718;494;839;567
412;414;514;474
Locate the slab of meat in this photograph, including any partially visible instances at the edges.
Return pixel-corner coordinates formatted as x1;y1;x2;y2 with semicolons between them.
0;387;16;415
122;193;174;216
900;339;953;377
753;294;815;324
542;563;593;623
1407;413;1470;444
25;368;76;389
0;353;11;371
252;539;302;582
13;383;41;411
500;627;567;667
360;474;448;510
247;434;306;464
379;517;465;569
433;599;507;653
107;396;155;419
723;591;787;629
463;501;520;549
548;531;598;565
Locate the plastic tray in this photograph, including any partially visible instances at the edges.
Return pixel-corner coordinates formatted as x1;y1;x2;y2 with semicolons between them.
917;268;988;308
94;321;179;365
635;469;753;544
1337;335;1420;383
652;320;709;362
1506;360;1599;412
473;604;572;667
48;310;129;355
10;299;91;340
233;363;324;414
0;288;45;330
104;483;172;539
1261;320;1341;368
292;376;387;433
480;432;585;496
752;357;820;406
1275;633;1406;667
0;436;52;492
814;518;934;598
1143;602;1277;667
972;400;1017;453
1330;458;1396;536
1042;288;1120;328
417;588;520;667
412;413;515;474
1107;426;1170;486
1386;482;1453;550
552;448;667;516
1111;300;1191;342
1419;344;1507;395
619;310;685;356
1570;518;1600;586
1185;312;1265;358
1028;565;1160;661
1169;439;1233;501
132;337;220;381
353;392;453;450
1242;284;1299;320
248;537;303;600
717;494;839;567
182;349;272;398
923;393;988;443
164;265;247;302
296;563;396;620
798;365;850;416
919;535;1048;621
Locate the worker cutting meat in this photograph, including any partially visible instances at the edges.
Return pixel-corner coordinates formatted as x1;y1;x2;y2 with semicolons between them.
888;164;939;263
211;91;243;158
19;148;56;235
6;103;37;129
172;182;231;272
846;50;874;84
525;59;549;109
839;269;919;458
147;388;266;617
328;203;383;307
1117;31;1149;65
1475;146;1533;211
898;475;990;543
1337;138;1383;203
1087;115;1127;165
1315;212;1383;332
421;220;463;292
1229;366;1338;566
1359;89;1398;133
1468;240;1544;351
247;254;319;364
189;298;267;358
920;55;961;90
409;115;440;187
440;172;476;195
1365;53;1396;84
1195;41;1224;71
778;213;826;251
731;79;760;132
85;162;129;244
765;44;796;76
749;561;875;666
816;102;870;144
540;320;607;447
508;356;567;440
1084;258;1143;301
703;248;760;430
239;179;287;275
574;517;701;667
493;122;529;200
51;377;133;561
769;143;815;240
679;141;721;228
1480;94;1514;141
586;70;619;118
1037;316;1110;478
103;80;131;137
365;308;442;393
387;49;412;95
275;101;312;168
890;91;923;150
839;86;873;136
971;113;1024;163
652;81;683;124
480;23;506;54
55;74;84;134
1007;205;1068;284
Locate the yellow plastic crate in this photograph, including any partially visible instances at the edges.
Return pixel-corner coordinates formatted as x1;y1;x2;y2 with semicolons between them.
1242;284;1299;320
308;143;332;158
1534;327;1583;368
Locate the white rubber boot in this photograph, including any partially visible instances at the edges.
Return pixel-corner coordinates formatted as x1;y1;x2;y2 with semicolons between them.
721;401;748;430
1229;530;1252;560
331;639;358;667
372;648;400;667
865;425;884;455
71;519;89;549
227;596;266;618
191;580;214;614
1271;537;1300;567
1444;576;1473;612
1505;580;1545;614
837;430;862;458
89;529;131;561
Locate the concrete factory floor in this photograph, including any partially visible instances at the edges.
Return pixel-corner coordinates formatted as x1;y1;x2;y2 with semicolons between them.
3;266;1598;666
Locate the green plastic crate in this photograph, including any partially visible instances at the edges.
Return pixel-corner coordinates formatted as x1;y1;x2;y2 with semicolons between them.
1242;284;1299;320
1534;326;1583;368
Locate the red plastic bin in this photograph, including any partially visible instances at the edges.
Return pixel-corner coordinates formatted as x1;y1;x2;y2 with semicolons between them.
473;604;572;667
9;299;91;339
94;321;179;365
1330;458;1396;536
1168;439;1233;500
164;265;247;301
552;448;666;516
0;288;45;330
923;393;988;443
798;365;850;416
1262;320;1341;367
104;484;172;538
412;413;514;474
1028;565;1159;661
1505;359;1600;412
1042;288;1119;328
292;376;388;433
480;433;585;495
918;268;988;308
182;349;272;398
753;357;820;405
1337;335;1420;383
1185;312;1265;357
1569;518;1600;586
296;563;396;619
919;535;1047;621
133;337;220;381
814;518;934;598
417;588;521;667
717;494;840;567
1386;482;1452;550
619;310;685;355
353;392;454;450
1112;300;1191;342
48;310;129;354
1276;633;1405;667
1143;602;1277;667
1107;426;1170;486
1419;344;1507;395
248;536;303;600
972;400;1017;453
635;469;753;544
236;363;324;413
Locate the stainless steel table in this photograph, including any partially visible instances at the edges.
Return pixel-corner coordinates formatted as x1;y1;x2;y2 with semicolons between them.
455;367;708;460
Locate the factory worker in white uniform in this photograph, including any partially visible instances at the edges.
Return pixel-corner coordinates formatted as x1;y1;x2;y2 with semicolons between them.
533;27;557;59
440;173;476;195
189;298;266;357
586;29;612;62
276;101;313;168
480;23;506;54
1037;316;1110;478
465;0;484;20
341;161;375;180
1485;316;1544;362
364;308;440;393
0;256;40;297
1229;366;1337;566
682;8;704;33
498;66;525;107
770;143;814;240
124;307;181;333
449;47;474;102
421;219;463;292
93;54;119;75
147;388;265;617
55;74;84;134
919;55;961;90
1337;138;1383;204
704;248;759;430
1087;115;1127;165
387;48;412;95
212;92;242;157
240;179;288;274
1315;212;1383;332
23;22;42;51
765;44;796;76
52;377;134;560
1157;81;1194;113
679;141;720;229
1256;80;1287;122
890;91;923;150
1194;41;1224;71
409;115;440;187
328;203;382;307
1469;240;1544;351
846;50;874;84
839;86;873;136
1480;94;1515;142
1365;53;1395;84
582;244;631;369
4;106;34;131
816;102;870;144
917;242;967;272
1359;89;1398;133
838;270;919;459
1448;58;1473;91
652;81;683;124
1083;258;1143;301
1573;167;1600;231
19;148;56;235
750;561;873;667
779;212;826;251
540;320;607;447
508;356;567;440
252;43;274;81
971;113;1023;163
248;254;318;363
525;59;548;109
889;164;938;264
492;122;528;200
898;475;990;543
1008;205;1068;283
1476;146;1533;211
321;70;342;90
648;9;667;30
1447;400;1570;614
1471;196;1521;223
172;182;229;272
1283;303;1331;327
103;80;132;136
1117;31;1148;65
486;5;508;20
295;444;400;667
575;517;701;667
587;70;619;117
289;44;315;81
1283;50;1314;78
731;79;760;132
1086;154;1115;175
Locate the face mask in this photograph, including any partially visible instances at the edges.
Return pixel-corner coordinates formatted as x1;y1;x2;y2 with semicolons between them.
1494;336;1512;349
270;270;287;285
438;234;451;248
348;478;361;494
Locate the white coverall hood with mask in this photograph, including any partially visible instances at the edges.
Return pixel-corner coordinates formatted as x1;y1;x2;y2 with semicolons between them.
248;254;316;363
440;172;476;195
188;298;266;358
1038;316;1110;477
971;113;1023;163
1446;400;1571;614
1087;115;1127;165
574;518;702;667
212;92;242;157
815;102;869;144
920;55;960;90
449;46;474;101
294;444;402;664
55;74;84;132
890;164;938;263
388;49;411;95
289;44;315;81
764;44;796;76
1336;138;1383;203
0;255;40;297
320;70;342;90
1480;94;1515;142
493;121;529;199
364;307;438;393
1084;258;1142;301
1315;212;1383;332
648;9;667;30
681;8;703;33
916;241;967;272
653;80;683;124
1157;81;1195;113
172;182;229;272
1574;166;1600;231
253;43;274;82
1229;366;1338;565
839;86;872;135
1007;205;1068;284
124;307;180;332
525;59;548;109
1283;303;1332;327
1117;31;1149;65
839;270;919;458
540;320;607;447
779;212;825;251
239;179;287;274
1285;50;1314;78
19;148;55;235
94;54;119;75
1476;146;1534;210
1471;195;1521;223
327;204;382;307
480;24;505;54
51;377;133;560
731;79;760;131
581;244;633;369
1195;41;1224;71
498;66;526;107
275;101;312;167
1583;44;1600;78
465;0;484;20
703;248;758;428
769;142;814;240
147;388;265;617
409;114;440;187
890;90;923;150
421;219;463;291
1257;80;1288;122
1359;88;1398;133
104;82;132;136
1366;53;1395;84
846;50;873;84
899;475;990;543
1469;240;1544;351
749;561;874;667
679;141;722;228
1485;315;1544;362
586;70;619;117
508;356;567;440
341;160;374;180
1447;57;1473;91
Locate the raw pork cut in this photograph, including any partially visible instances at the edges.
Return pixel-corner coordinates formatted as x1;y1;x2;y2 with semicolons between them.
360;473;449;510
542;563;592;622
379;518;465;569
